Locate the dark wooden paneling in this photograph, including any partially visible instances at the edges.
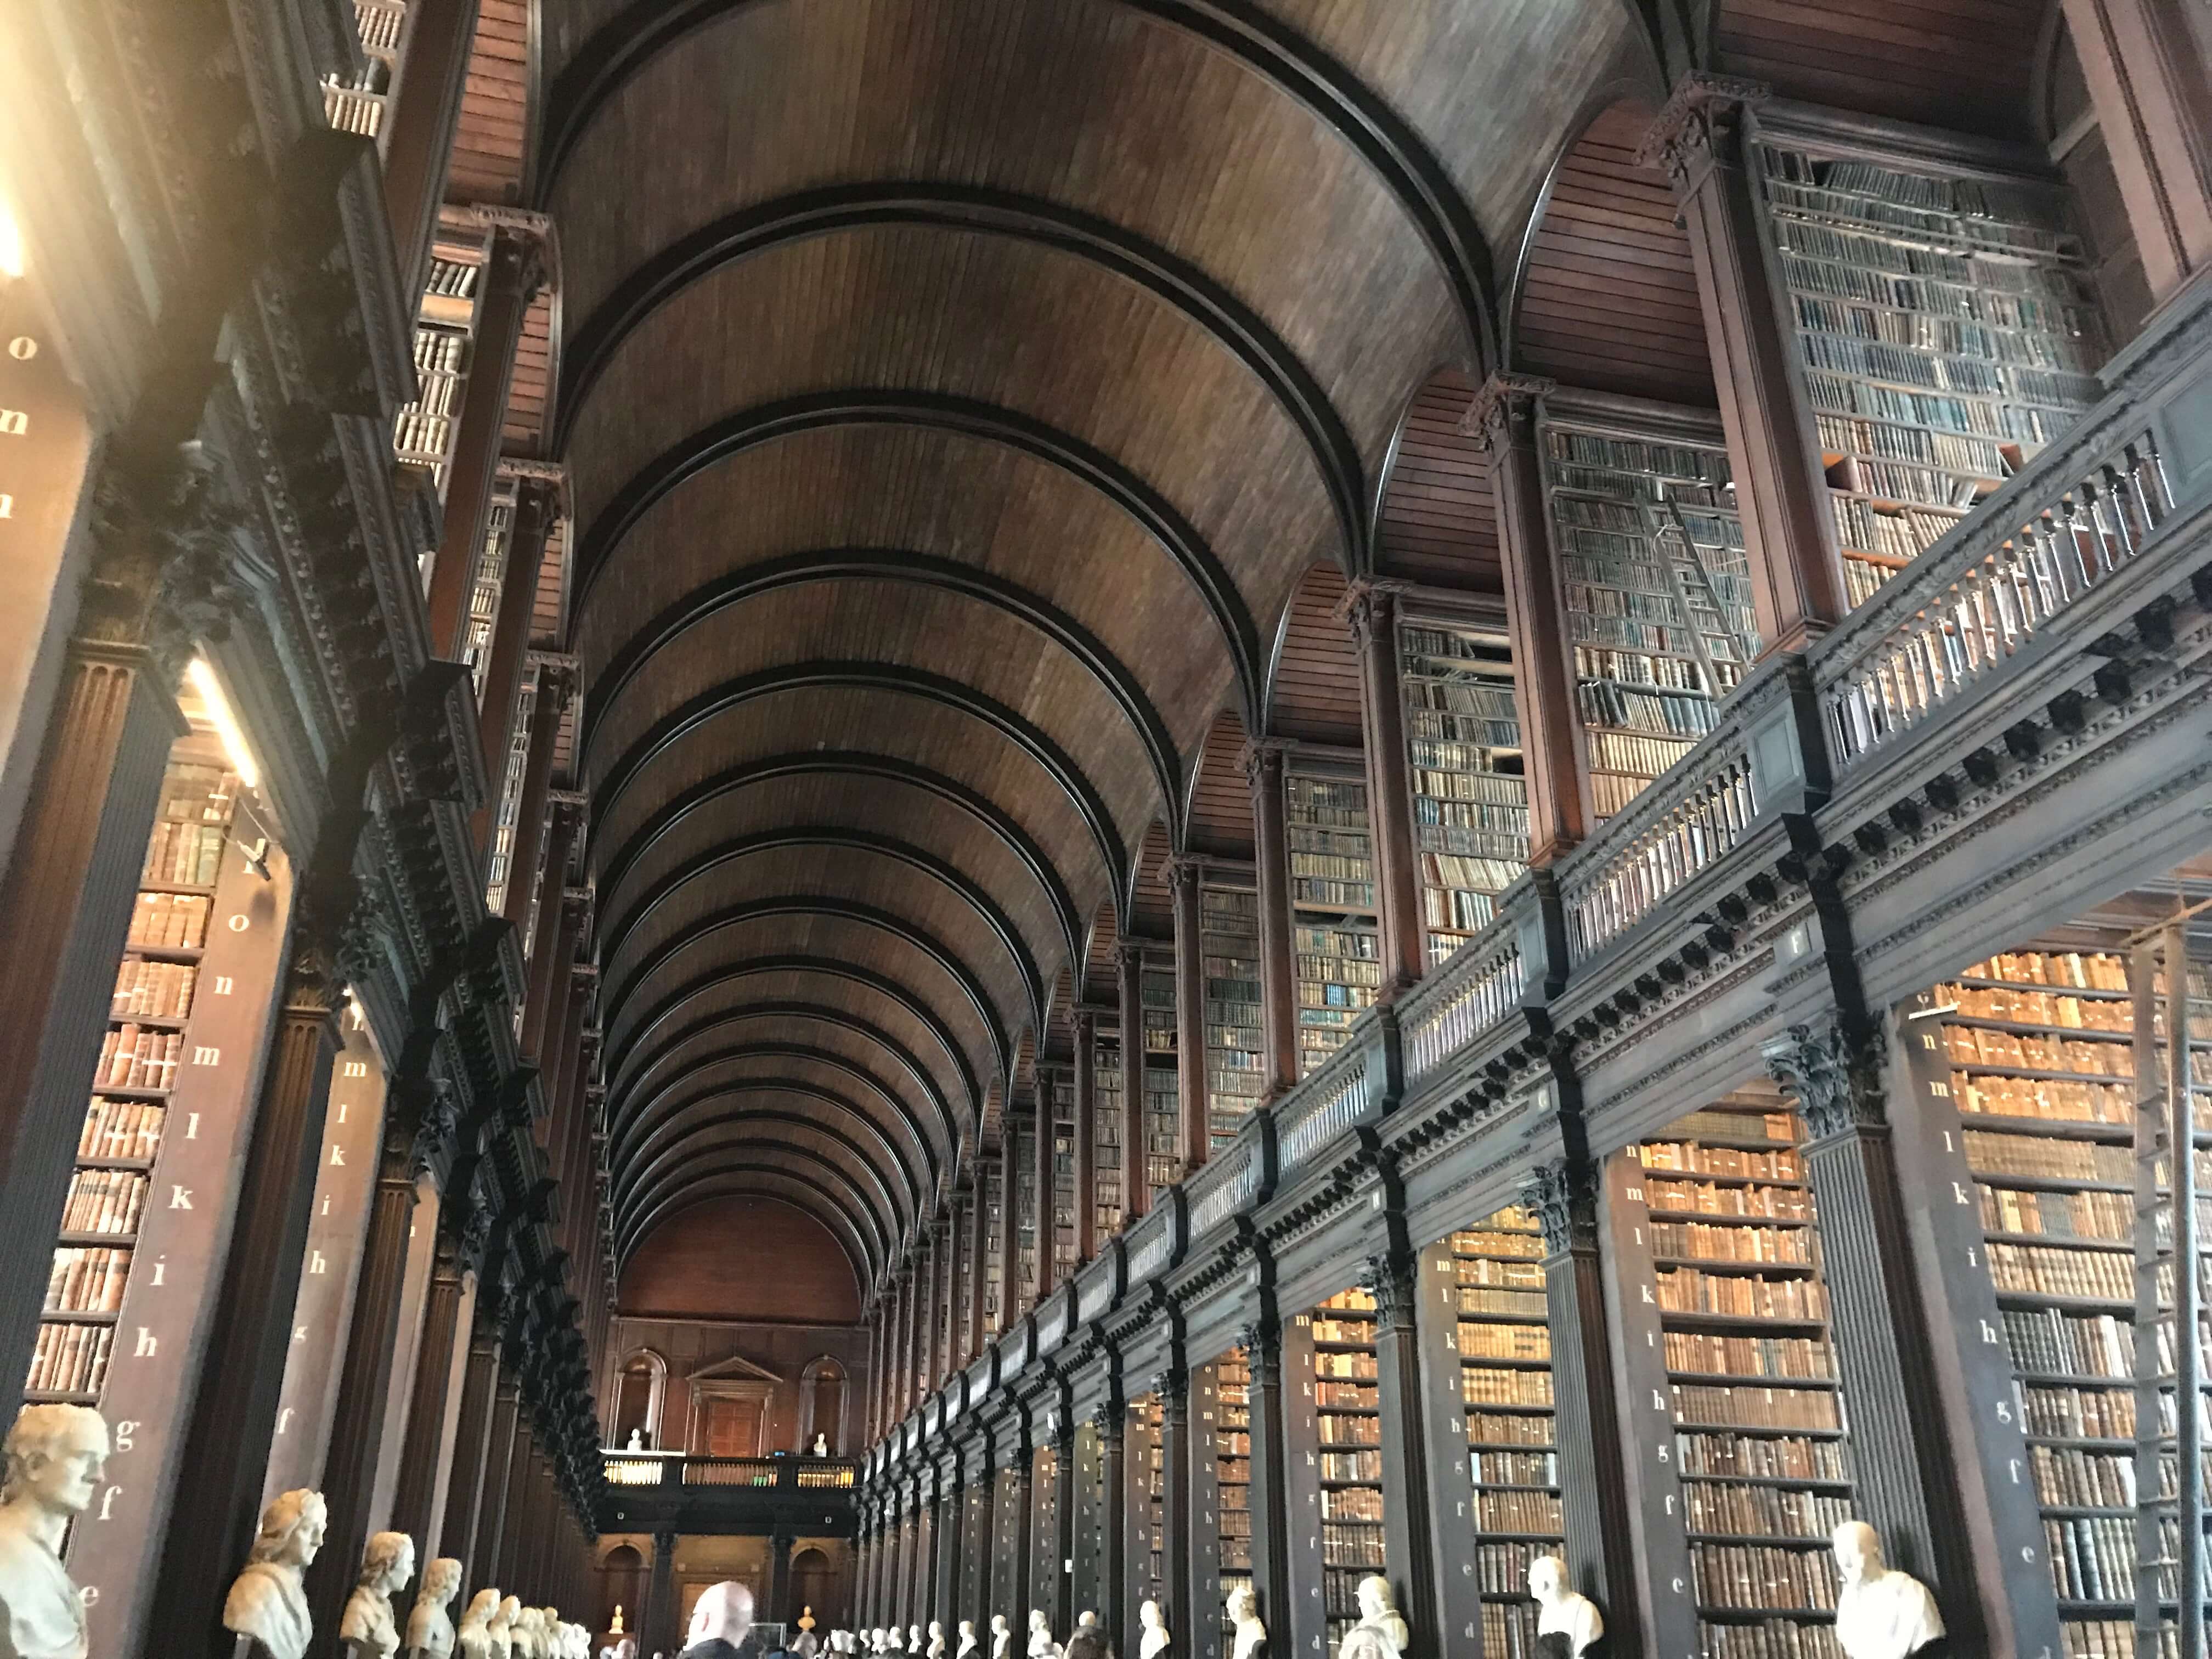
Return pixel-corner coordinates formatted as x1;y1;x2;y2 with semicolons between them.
1374;370;1501;590
1186;712;1253;859
622;1198;863;1323
1514;103;1715;408
1131;820;1174;941
1268;564;1361;745
1713;0;2046;140
1082;901;1119;1008
503;287;556;454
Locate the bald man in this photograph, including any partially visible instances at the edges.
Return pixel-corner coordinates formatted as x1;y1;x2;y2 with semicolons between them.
680;1583;755;1659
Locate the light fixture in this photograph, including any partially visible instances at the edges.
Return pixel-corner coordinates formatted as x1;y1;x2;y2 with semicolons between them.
0;196;24;282
186;657;261;790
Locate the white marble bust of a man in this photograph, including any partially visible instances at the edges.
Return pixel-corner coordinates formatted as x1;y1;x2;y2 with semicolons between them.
989;1614;1010;1659
1335;1579;1406;1659
340;1530;415;1659
1528;1556;1602;1657
955;1620;977;1659
405;1558;463;1658
1025;1611;1056;1659
490;1595;522;1659
1137;1600;1170;1659
0;1404;108;1659
457;1589;501;1659
927;1621;946;1659
1833;1522;1943;1659
224;1488;330;1659
1226;1587;1265;1659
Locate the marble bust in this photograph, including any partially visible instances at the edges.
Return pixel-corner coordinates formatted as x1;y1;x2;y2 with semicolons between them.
1335;1578;1407;1659
887;1627;905;1653
909;1626;923;1656
956;1620;978;1659
1025;1611;1057;1659
490;1595;521;1659
990;1613;1011;1659
1833;1522;1943;1659
457;1589;500;1659
1527;1557;1602;1658
0;1404;108;1659
793;1606;820;1658
340;1530;415;1659
927;1621;946;1659
404;1558;462;1658
1226;1587;1265;1659
1137;1600;1169;1659
223;1488;329;1659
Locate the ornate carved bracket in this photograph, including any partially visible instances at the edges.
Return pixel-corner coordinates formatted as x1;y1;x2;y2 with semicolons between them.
1457;373;1555;449
1519;1155;1600;1256
1763;1019;1886;1139
1635;71;1771;180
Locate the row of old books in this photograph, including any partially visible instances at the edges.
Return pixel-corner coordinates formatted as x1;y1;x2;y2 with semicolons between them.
1684;1482;1853;1539
127;891;212;950
1657;1267;1830;1321
1689;1544;1839;1611
1646;1177;1812;1219
1664;1331;1835;1380
60;1170;149;1235
1987;1242;2131;1300
77;1098;165;1162
1477;1489;1561;1534
44;1246;133;1313
1462;1367;1554;1408
95;1026;183;1092
26;1323;116;1398
1677;1432;1846;1482
1980;1183;2132;1241
142;817;227;887
1455;1321;1550;1362
1649;1220;1812;1266
1944;1024;2140;1078
111;957;198;1020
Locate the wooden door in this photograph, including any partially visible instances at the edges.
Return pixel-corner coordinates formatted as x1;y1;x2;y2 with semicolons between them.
702;1394;764;1457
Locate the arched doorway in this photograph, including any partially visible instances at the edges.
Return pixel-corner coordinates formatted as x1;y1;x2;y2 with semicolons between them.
612;1350;667;1447
797;1356;847;1453
791;1545;841;1628
599;1542;647;1638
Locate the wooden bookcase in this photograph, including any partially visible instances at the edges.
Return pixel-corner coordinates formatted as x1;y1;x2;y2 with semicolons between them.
1013;1121;1039;1321
394;228;492;513
1537;400;1757;821
1752;136;2105;608
1141;950;1182;1194
1396;616;1529;967
1285;757;1381;1078
1609;1097;1856;1659
1451;1206;1564;1656
460;476;520;692
1130;1394;1165;1623
324;0;411;141
1200;879;1265;1148
482;668;535;914
1191;1348;1251;1659
28;758;240;1408
1898;943;2212;1659
1093;1029;1124;1239
1049;1069;1079;1279
981;1160;1005;1335
1300;1288;1386;1658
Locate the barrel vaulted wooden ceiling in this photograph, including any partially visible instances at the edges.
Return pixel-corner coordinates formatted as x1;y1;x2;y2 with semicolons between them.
502;0;2058;1299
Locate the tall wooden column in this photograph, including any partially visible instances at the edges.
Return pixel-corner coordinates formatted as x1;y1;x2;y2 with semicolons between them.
437;1324;505;1585
378;0;481;303
1116;945;1148;1218
1034;1094;1058;1302
1000;1125;1023;1327
1519;1158;1639;1651
1345;583;1425;996
1073;1014;1098;1263
1002;1435;1035;1629
1362;1254;1445;1659
1237;1316;1292;1640
1766;1019;1989;1649
771;1529;797;1621
1167;860;1209;1175
1153;1368;1193;1652
144;939;344;1650
306;1109;435;1635
1244;743;1299;1098
2062;0;2212;301
1047;1427;1077;1636
969;1174;991;1355
646;1529;678;1657
936;1215;957;1389
471;474;560;857
1094;1406;1126;1650
0;640;179;1396
1644;74;1848;653
933;1471;962;1622
1465;375;1587;863
390;1242;475;1559
472;1366;524;1584
424;227;545;662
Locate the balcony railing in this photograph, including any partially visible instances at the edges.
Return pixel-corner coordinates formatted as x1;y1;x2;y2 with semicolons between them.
864;276;2212;1480
602;1452;859;1489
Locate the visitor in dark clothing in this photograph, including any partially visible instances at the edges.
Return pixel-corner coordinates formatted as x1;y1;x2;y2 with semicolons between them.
680;1581;755;1659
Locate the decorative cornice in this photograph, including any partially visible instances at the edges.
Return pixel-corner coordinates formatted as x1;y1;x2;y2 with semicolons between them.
1518;1155;1599;1256
1457;373;1556;449
1635;71;1771;177
1763;1018;1885;1140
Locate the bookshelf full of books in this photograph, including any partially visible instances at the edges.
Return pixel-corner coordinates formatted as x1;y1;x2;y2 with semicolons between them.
981;1160;1005;1335
325;0;411;140
1131;1393;1166;1623
1142;950;1182;1193
1753;138;2104;608
1396;619;1530;967
482;672;535;915
460;478;520;695
29;759;239;1406
1618;1097;1857;1659
1201;879;1266;1147
1539;405;1759;821
1909;945;2212;1659
1214;1347;1252;1626
1311;1288;1387;1658
1286;760;1381;1077
1013;1119;1038;1320
1049;1069;1079;1278
396;229;492;522
1451;1207;1564;1657
1093;1029;1124;1239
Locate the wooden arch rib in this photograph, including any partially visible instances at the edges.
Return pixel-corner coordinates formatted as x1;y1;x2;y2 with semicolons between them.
616;1099;915;1243
619;1138;896;1265
599;827;1048;1039
589;661;1130;921
612;1016;943;1179
554;183;1367;564
614;1046;931;1206
571;392;1264;725
582;551;1182;838
607;959;978;1159
621;1161;884;1278
596;752;1085;975
534;1;1494;365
